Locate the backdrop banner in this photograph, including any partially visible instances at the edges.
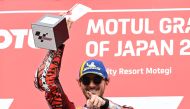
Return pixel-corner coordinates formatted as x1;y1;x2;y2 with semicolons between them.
0;0;189;109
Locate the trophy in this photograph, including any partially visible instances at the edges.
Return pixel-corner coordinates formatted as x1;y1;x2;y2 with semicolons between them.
32;3;91;50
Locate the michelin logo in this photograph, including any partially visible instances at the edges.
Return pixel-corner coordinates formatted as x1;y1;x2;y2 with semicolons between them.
87;62;96;68
83;62;101;72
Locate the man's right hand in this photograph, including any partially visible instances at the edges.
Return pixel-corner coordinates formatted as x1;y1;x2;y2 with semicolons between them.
86;91;106;109
59;12;73;31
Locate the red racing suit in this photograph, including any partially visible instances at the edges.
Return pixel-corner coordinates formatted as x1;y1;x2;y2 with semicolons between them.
34;44;134;109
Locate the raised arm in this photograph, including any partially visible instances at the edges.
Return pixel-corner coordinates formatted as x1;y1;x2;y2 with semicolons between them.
34;44;75;109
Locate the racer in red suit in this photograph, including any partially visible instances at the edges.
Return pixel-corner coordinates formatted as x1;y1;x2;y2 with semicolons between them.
34;17;134;108
34;44;134;109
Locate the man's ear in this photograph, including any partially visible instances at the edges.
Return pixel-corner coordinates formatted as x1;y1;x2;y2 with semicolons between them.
76;79;82;87
105;78;110;85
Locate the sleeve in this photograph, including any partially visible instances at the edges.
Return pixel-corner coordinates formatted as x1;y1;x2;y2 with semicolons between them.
34;44;75;109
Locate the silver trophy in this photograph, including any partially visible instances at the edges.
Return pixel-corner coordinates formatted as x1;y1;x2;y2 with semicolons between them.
32;15;69;50
31;4;91;50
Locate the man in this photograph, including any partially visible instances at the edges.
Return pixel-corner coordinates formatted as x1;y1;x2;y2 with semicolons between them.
34;44;134;109
34;16;133;109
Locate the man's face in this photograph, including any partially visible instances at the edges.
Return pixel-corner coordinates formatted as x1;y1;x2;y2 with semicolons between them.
78;74;109;99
